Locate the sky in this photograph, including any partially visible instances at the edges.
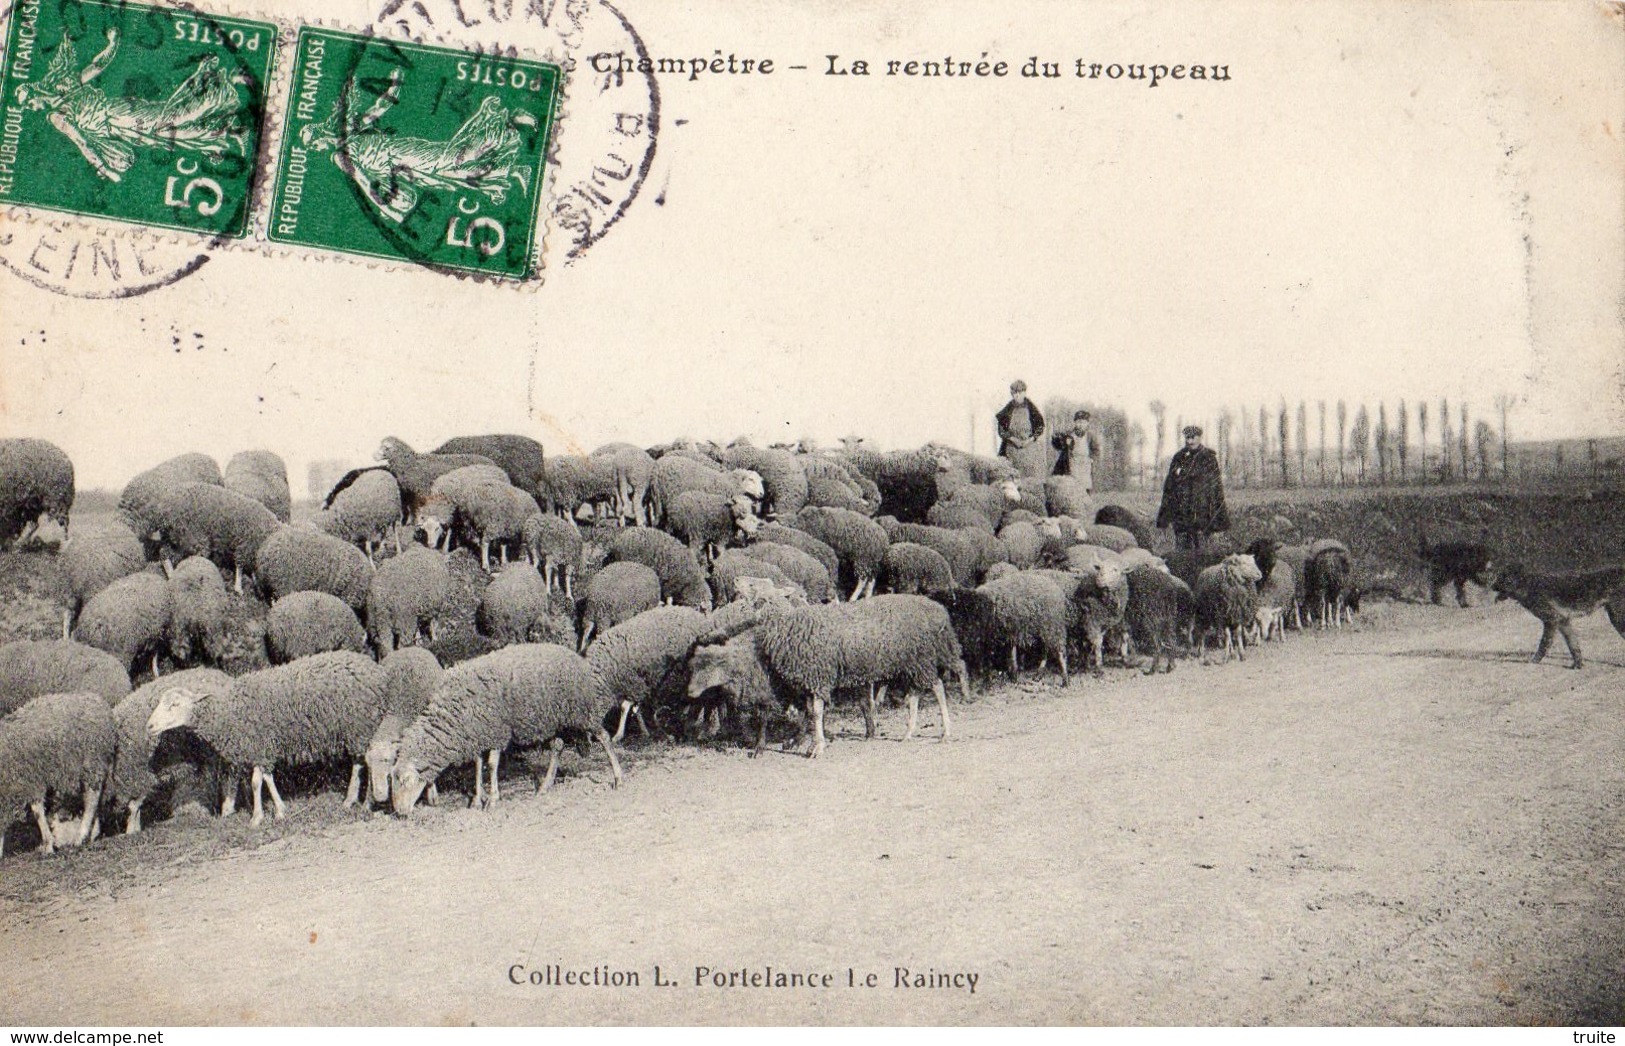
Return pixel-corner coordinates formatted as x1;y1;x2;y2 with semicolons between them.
1;0;1621;491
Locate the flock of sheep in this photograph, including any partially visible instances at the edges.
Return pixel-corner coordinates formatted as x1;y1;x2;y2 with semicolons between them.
0;433;1363;858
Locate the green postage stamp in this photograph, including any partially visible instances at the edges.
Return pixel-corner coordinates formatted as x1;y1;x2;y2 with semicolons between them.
269;28;562;280
0;0;276;238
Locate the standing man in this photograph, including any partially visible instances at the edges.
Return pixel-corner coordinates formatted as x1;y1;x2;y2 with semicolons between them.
1050;409;1102;492
1155;425;1230;550
996;379;1049;479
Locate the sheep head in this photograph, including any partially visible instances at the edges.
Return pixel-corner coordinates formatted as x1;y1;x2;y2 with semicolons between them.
376;437;411;465
1219;553;1264;585
687;638;759;705
366;728;403;804
997;479;1021;503
147;686;204;737
731;469;766;502
390;757;434;816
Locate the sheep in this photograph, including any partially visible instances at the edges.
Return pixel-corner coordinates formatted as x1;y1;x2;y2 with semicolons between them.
880;541;956;596
1124;565;1195;674
1094;505;1155;551
433;434;548;501
1044;475;1091;520
389;643;622;813
1117;547;1168;573
315;468;402;558
1193;554;1264;663
787;506;889;600
1070;558;1131;675
998;520;1044;570
375;436;497;524
579;561;663;651
954;526;1010;585
430;469;542;569
366;545;451;653
58;522;146;638
166;556;229;667
149;482;280;593
1012;478;1050;517
478;563;557;645
1085;524;1140;553
721;444;809;519
1244;538;1293;642
256;524;375;610
117;453;220;550
72;570;172;678
538;454;620;521
804;473;873;514
1305;539;1356;629
223;450;291;523
0;692;115;857
587;605;709;741
686;595;966;757
265;591;368;663
983;561;1021;583
365;647;444;805
0;438;74;548
110;668;233;833
0;639;132;716
665;489;748;561
936;574;1070;686
147;651;389;825
927;501;998;533
877;519;978;588
607;528;714;610
932;445;1017;495
871;448;942;523
710;549;804;605
648;455;762;526
522;513;584;598
738;540;834;603
742;522;841;590
1064;543;1128;577
590;443;657;525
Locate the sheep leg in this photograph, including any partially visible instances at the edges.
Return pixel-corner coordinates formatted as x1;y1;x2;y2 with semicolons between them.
500;545;509;566
480;539;491;571
751;715;767;758
849;579;864;602
1558;620;1584;669
1008;641;1019;682
931;679;952;741
863;684;880;740
473;755;486;808
487;750;501;806
956;659;971;704
61;607;71;640
344;763;362;807
564;570;574;602
1532;621;1556;663
633;707;651;737
264;771;287;820
541;738;564;791
31;800;53;854
127;799;142;835
426;782;439;806
1235;625;1247;662
249;766;265;826
1059;647;1071;687
806;695;828;759
17;520;38;547
162;558;175;578
220;771;238;817
595;727;624;788
76;786;100;845
577;621;594;653
613;701;633;743
152;652;161;678
1088;634;1104;678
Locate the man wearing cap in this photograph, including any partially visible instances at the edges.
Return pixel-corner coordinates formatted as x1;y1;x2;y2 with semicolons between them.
1155;425;1230;550
995;380;1049;479
1050;409;1101;492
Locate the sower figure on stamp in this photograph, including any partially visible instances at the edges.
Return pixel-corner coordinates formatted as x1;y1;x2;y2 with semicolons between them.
1050;409;1101;493
1155;425;1230;551
996;380;1049;480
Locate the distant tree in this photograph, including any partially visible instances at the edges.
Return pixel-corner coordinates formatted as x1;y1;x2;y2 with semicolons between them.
1216;408;1234;481
1475;419;1496;477
1296;401;1309;486
1317;401;1328;486
1396;399;1410;483
1376;403;1390;484
1494;394;1514;479
1239;406;1254;488
1149;400;1167;471
1336;400;1348;485
1351;405;1371;483
1439;397;1453;481
1555;442;1567;472
1128;421;1146;486
1417;401;1429;485
1461;401;1471;481
1277;402;1290;487
1258;405;1270;485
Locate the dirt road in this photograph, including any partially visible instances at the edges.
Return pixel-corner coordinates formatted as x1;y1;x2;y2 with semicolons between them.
3;601;1622;1025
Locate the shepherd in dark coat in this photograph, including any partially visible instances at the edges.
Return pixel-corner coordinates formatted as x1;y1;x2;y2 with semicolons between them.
1155;425;1230;550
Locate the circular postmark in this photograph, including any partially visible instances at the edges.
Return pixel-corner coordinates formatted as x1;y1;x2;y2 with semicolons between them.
371;0;660;266
0;214;211;298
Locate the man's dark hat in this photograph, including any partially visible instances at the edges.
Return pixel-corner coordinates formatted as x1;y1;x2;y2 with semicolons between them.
1182;425;1203;438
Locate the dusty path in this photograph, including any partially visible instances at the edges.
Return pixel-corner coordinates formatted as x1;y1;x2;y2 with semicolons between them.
2;602;1622;1025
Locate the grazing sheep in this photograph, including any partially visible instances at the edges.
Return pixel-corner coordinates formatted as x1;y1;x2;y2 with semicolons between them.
58;522;146;638
150;483;280;593
522;513;583;597
166;556;229;666
721;444;809;519
730;540;832;603
710;549;803;605
364;647;445;804
803;472;871;514
666;489;747;561
984;561;1021;583
1194;554;1263;663
1124;565;1195;674
110;668;233;833
927;501;997;533
0;639;132;716
1094;505;1155;551
998;520;1044;570
743;523;841;590
315;468;402;558
937;574;1070;686
479;564;556;645
256;525;375;610
539;454;620;521
1085;524;1140;553
117;453;221;550
73;570;172;678
877;519;978;588
0;438;75;548
147;651;389;825
648;455;762;526
265;591;368;663
366;545;451;653
590;443;657;525
1071;558;1131;674
787;507;889;600
1044;475;1091;520
580;562;663;651
1305;539;1355;628
390;644;623;814
0;692;115;857
880;542;956;596
417;465;514;560
608;528;714;610
588;605;709;741
375;437;497;524
433;434;548;501
223;450;291;523
686;595;966;757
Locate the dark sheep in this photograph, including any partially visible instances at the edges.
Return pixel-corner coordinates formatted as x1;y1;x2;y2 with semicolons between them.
1305;539;1356;629
0;438;75;548
872;448;943;524
1124;565;1195;674
433;434;548;500
1094;505;1155;551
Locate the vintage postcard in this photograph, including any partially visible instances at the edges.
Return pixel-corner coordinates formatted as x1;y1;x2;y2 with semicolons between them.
0;0;1622;1028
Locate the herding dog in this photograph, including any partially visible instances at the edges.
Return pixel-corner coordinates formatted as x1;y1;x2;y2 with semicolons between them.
1490;563;1625;669
1418;532;1495;607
